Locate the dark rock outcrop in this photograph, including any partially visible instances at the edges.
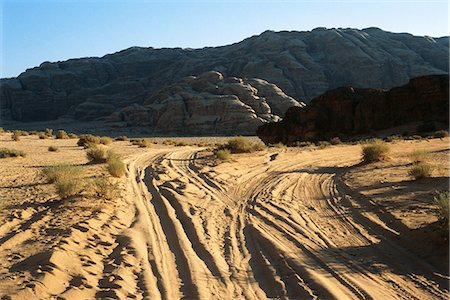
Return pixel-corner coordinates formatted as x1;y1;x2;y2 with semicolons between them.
1;27;448;123
107;71;304;135
257;75;449;144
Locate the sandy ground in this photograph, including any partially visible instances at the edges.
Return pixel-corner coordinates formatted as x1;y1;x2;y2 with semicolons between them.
0;133;448;299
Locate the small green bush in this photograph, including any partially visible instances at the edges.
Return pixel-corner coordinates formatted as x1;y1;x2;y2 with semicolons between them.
106;151;126;177
48;146;59;152
215;149;231;160
56;130;69;139
86;146;108;163
361;140;390;163
0;148;26;158
433;130;449;138
42;164;82;184
408;162;434;180
434;191;449;226
99;136;113;145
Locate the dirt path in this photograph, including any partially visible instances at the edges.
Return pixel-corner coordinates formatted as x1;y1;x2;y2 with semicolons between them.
2;139;448;299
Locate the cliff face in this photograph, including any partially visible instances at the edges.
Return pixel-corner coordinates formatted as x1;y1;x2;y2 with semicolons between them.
106;71;304;135
256;75;449;144
1;27;448;123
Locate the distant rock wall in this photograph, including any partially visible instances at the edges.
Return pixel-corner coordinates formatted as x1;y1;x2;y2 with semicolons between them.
257;75;449;144
107;71;304;135
1;27;448;123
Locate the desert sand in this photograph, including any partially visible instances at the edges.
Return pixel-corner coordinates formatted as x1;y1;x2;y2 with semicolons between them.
0;134;448;299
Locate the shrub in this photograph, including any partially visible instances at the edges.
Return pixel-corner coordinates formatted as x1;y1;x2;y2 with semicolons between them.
290;141;313;147
131;138;152;148
115;136;128;141
223;137;266;153
56;130;69;139
361;140;390;163
412;135;422;140
88;177;119;200
77;134;101;147
270;142;286;148
215;149;231;160
68;133;78;139
48;146;59;152
38;133;48;139
107;151;126;177
99;136;113;145
384;135;401;142
409;149;430;163
0;148;26;158
434;191;449;226
55;178;82;199
175;141;187;147
42;164;82;183
12;131;21;141
329;137;342;145
433;130;449;138
86;146;108;163
317;141;331;149
408;162;434;180
45;128;53;136
0;127;4;134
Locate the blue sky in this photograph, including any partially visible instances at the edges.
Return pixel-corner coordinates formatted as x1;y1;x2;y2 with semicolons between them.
1;0;448;78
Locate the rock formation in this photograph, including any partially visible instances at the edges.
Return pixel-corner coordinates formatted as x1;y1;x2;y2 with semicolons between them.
257;75;449;144
1;27;448;123
106;71;303;134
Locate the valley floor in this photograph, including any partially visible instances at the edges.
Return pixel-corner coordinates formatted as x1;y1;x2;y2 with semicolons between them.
0;135;448;299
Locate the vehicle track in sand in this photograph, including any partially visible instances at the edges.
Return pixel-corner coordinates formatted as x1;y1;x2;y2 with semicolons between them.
4;144;448;299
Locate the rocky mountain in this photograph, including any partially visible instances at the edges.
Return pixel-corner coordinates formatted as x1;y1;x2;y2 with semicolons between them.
256;75;449;144
0;27;448;126
106;71;303;134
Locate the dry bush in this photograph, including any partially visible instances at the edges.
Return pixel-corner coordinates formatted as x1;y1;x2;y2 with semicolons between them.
107;151;126;177
0;127;4;134
215;149;231;160
329;137;342;145
409;149;430;163
48;146;59;152
12;131;22;141
42;164;83;183
316;141;331;149
45;128;53;136
291;141;313;147
38;133;48;139
270;142;286;148
115;136;128;141
434;130;449;138
56;130;69;139
68;133;78;139
131;138;152;148
361;140;390;163
434;191;449;226
223;137;265;153
408;162;434;180
77;134;101;147
99;136;113;145
175;141;187;147
88;177;119;200
55;178;82;199
0;148;26;158
384;135;402;142
86;146;108;163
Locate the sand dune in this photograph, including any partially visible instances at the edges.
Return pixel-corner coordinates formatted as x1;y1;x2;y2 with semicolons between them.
0;136;448;299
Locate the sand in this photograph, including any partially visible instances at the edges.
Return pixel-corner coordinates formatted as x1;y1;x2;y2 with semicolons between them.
0;134;448;299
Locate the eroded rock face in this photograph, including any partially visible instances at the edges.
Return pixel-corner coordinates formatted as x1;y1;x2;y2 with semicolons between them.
108;71;303;135
1;27;448;122
257;75;449;144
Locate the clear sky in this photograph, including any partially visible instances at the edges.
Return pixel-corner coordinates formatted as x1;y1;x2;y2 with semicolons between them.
1;0;448;78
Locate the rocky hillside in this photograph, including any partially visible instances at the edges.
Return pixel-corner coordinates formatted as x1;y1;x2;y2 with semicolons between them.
106;71;303;135
257;75;449;144
1;27;448;123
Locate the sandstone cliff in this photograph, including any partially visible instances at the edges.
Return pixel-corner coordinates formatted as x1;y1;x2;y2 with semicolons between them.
256;75;449;144
1;27;448;123
106;71;303;135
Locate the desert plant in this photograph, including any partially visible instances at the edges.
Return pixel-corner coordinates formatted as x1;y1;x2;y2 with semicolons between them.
55;178;82;199
68;133;78;139
215;149;231;160
106;151;126;177
42;164;82;183
88;177;119;200
115;136;128;141
0;148;26;158
45;128;53;136
38;133;48;139
223;137;265;153
86;146;108;163
329;137;342;145
48;146;59;152
56;130;69;139
0;127;4;134
317;141;331;149
132;138;152;148
408;161;434;180
361;140;390;163
99;136;113;145
433;130;449;138
175;141;187;147
77;134;101;147
434;191;449;226
12;131;21;141
270;142;286;148
384;135;401;142
409;149;430;163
